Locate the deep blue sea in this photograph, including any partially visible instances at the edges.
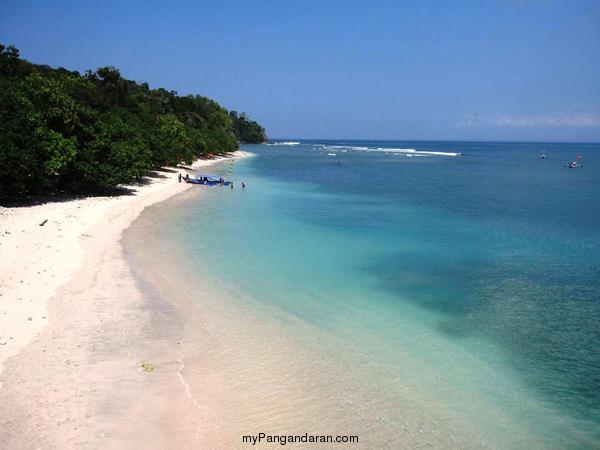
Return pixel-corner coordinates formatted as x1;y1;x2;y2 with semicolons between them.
164;140;600;448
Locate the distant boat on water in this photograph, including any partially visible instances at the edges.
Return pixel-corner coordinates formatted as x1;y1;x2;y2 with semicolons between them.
566;154;583;169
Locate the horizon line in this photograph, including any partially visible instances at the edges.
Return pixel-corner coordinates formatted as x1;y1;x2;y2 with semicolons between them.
268;138;600;145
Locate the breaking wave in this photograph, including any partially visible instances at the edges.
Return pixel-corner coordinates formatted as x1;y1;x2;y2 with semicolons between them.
266;141;300;146
325;145;461;157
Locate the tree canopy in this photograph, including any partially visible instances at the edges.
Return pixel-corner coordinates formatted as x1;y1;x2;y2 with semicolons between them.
230;110;267;144
0;44;267;198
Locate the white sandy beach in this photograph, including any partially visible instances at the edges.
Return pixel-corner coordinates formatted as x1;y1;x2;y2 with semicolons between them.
0;152;250;448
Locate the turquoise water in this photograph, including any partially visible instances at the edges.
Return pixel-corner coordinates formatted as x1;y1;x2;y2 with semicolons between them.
166;141;600;447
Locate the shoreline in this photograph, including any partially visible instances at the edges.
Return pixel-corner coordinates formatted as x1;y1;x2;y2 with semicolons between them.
119;178;487;448
1;146;517;448
0;151;251;447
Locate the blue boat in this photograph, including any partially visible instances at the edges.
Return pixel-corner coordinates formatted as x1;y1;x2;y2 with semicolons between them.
185;174;232;186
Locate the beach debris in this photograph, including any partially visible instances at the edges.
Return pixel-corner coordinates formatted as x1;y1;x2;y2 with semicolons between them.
39;219;48;226
27;316;32;321
141;362;155;373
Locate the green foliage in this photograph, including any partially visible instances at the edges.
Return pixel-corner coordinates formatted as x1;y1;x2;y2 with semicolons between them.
36;127;77;176
230;111;268;143
152;113;193;166
0;44;22;77
74;111;153;189
0;44;266;198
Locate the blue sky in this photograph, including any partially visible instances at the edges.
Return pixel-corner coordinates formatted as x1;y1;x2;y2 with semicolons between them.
1;0;599;141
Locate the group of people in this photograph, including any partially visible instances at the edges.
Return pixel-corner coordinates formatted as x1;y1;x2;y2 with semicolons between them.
228;181;247;189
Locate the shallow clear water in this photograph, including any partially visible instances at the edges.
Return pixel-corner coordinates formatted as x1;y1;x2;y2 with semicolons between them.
165;141;600;448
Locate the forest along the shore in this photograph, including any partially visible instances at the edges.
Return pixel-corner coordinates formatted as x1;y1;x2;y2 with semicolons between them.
0;44;267;200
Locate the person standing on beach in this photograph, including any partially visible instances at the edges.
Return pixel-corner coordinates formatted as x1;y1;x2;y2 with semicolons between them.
178;173;182;183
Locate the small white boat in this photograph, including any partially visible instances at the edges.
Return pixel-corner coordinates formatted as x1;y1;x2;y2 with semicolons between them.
328;152;337;156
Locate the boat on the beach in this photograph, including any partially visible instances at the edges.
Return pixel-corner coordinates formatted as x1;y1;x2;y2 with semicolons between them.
185;174;232;186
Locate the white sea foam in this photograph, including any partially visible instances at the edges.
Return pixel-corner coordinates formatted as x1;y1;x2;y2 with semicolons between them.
329;145;369;151
266;141;300;146
326;145;461;157
376;148;461;156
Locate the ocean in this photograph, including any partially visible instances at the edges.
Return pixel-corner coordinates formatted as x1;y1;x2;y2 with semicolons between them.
139;140;600;448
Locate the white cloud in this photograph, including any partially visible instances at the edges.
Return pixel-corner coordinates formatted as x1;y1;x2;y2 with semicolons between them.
455;112;600;128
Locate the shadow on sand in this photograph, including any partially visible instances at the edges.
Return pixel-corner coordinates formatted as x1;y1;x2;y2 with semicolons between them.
1;168;177;208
